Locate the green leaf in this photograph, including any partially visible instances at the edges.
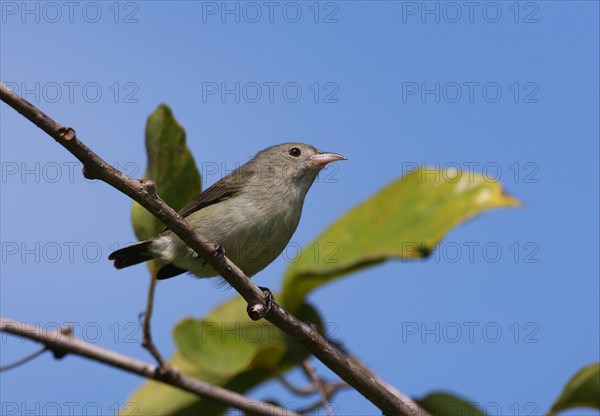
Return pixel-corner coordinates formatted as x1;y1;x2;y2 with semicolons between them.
549;363;600;415
131;104;201;241
418;392;485;416
173;299;287;376
173;295;321;376
125;296;323;416
281;167;521;311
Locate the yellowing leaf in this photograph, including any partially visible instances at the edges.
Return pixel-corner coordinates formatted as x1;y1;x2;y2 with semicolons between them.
281;167;521;311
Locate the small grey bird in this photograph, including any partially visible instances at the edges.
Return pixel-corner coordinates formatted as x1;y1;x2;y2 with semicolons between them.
109;143;345;280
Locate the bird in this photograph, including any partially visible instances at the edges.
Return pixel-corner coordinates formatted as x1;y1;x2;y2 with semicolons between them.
108;142;345;281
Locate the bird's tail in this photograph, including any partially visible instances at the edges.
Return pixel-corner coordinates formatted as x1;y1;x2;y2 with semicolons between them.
108;241;153;269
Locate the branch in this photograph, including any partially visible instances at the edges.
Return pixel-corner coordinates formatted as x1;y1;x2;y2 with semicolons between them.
0;317;297;416
0;83;429;416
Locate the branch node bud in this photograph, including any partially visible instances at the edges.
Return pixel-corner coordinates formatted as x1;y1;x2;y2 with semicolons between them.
140;178;157;195
58;126;76;141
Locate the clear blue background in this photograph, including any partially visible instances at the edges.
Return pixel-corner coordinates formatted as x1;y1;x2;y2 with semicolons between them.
1;1;598;415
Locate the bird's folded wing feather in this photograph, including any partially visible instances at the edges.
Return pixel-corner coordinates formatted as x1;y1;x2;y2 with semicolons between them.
161;166;256;231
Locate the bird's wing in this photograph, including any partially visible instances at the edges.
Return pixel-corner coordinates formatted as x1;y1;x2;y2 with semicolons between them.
160;166;256;232
179;168;254;217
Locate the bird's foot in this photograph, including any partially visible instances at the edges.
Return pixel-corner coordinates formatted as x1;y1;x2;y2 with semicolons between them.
199;244;225;267
212;243;225;258
247;286;273;321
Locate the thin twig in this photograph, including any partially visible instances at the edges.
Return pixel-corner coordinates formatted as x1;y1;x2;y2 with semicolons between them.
273;368;349;396
0;83;429;416
273;366;349;415
0;346;48;372
140;265;171;373
301;360;334;416
297;382;349;414
0;317;297;416
272;369;320;396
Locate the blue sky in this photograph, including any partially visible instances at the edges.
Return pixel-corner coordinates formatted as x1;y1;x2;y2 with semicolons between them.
1;1;598;415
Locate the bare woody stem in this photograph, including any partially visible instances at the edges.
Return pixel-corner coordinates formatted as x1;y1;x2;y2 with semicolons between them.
140;265;169;373
0;82;429;416
301;359;335;416
0;317;297;416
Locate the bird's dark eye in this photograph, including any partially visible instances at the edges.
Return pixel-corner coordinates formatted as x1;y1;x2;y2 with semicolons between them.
289;147;301;157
